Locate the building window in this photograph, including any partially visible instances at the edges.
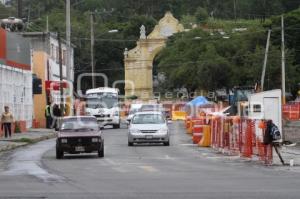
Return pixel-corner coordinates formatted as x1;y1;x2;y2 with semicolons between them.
253;104;262;113
50;44;54;59
62;50;66;65
56;46;59;63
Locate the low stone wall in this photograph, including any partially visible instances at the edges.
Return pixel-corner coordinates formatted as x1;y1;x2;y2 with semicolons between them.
283;120;300;143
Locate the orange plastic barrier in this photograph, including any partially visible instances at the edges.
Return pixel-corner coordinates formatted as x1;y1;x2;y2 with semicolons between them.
208;116;273;165
199;125;211;147
172;111;187;120
283;102;300;120
185;116;191;129
187;120;194;135
192;124;203;144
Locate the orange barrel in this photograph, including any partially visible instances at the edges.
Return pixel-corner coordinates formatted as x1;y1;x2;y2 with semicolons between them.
199;125;211;147
187;120;194;134
185;116;192;129
192;123;204;144
187;118;200;135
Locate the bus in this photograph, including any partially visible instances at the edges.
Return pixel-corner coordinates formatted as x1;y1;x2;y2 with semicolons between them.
85;87;120;128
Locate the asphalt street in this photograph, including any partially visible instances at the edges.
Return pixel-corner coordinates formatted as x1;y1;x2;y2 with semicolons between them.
0;121;300;199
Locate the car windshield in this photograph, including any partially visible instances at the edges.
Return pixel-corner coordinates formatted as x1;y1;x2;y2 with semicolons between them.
129;108;140;115
131;114;165;124
86;93;118;109
61;118;99;132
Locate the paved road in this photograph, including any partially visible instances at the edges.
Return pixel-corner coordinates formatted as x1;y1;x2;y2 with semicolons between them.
0;122;300;199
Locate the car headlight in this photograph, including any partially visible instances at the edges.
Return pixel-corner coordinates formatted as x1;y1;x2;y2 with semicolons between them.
130;129;140;134
92;138;99;143
157;129;168;134
61;138;68;143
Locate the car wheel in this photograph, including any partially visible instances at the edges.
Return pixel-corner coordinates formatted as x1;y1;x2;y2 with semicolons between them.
128;141;133;146
164;141;170;146
56;148;64;159
98;142;104;158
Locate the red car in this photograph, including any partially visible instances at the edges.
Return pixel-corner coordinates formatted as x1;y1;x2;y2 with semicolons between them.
56;116;104;159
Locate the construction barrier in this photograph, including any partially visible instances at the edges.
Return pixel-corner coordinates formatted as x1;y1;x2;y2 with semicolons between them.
172;111;187;120
192;123;203;144
184;113;274;165
185;116;191;128
283;102;300;120
209;116;273;164
199;125;211;147
186;120;194;135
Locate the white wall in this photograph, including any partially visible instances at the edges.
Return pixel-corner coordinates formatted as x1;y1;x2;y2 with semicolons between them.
0;64;33;128
248;89;282;139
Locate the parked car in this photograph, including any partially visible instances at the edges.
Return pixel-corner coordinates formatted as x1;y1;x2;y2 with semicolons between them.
56;116;104;159
126;103;143;123
128;111;170;146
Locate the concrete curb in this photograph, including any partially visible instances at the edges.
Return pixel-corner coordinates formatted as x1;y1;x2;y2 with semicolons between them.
0;133;57;153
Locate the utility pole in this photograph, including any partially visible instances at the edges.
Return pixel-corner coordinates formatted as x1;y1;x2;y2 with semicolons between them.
261;29;271;91
58;32;64;116
233;0;237;22
46;15;49;32
281;15;286;104
90;12;96;88
66;0;71;83
66;0;73;116
17;0;22;18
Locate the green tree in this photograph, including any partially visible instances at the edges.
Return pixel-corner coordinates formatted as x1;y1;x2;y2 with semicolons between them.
195;7;209;23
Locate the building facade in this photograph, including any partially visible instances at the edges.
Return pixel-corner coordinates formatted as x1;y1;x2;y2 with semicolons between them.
0;27;33;134
23;32;74;128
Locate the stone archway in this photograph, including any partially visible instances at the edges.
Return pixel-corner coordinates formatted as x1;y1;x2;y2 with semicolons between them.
124;12;184;100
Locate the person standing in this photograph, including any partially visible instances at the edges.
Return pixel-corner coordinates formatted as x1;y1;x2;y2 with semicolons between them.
1;106;14;138
45;103;53;129
52;104;61;130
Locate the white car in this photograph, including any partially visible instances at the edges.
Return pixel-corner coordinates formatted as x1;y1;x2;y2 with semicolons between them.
126;104;143;123
128;111;170;146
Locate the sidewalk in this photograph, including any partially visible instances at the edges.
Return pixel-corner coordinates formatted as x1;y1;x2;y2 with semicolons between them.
273;144;300;166
0;128;57;152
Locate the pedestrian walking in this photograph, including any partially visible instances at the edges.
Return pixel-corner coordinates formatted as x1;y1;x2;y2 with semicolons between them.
76;97;86;116
52;104;61;130
1;106;14;138
45;103;53;129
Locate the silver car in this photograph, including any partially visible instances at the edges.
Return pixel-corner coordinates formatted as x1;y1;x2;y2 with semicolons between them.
128;111;170;146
